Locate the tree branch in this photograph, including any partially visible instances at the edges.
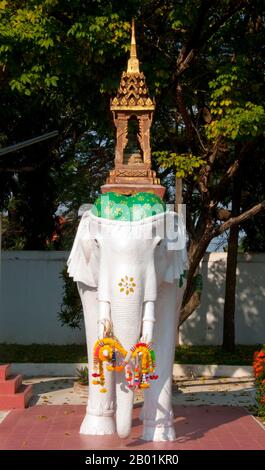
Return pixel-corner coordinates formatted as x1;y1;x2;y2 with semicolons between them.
212;141;255;204
176;82;196;147
176;82;209;152
200;1;245;46
186;206;197;240
183;225;213;306
215;200;265;236
180;199;265;326
175;0;245;78
179;290;201;326
176;0;215;76
176;49;196;77
198;140;220;196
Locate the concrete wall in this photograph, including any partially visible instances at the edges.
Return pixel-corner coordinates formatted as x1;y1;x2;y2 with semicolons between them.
179;253;265;345
0;251;264;345
0;251;85;345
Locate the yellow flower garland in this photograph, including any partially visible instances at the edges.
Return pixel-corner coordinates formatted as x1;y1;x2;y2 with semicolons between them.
92;337;158;393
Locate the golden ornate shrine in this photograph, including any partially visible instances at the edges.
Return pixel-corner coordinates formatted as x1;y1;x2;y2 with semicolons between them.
101;20;165;198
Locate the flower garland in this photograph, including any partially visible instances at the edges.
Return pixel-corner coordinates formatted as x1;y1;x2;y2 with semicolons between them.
92;337;158;393
253;346;265;417
92;337;127;393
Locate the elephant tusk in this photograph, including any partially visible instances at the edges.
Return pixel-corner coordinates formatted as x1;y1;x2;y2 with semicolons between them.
98;301;111;338
104;319;113;336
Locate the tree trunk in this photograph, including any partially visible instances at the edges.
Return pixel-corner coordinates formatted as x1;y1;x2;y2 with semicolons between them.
175;177;182;212
222;170;242;352
179;228;213;325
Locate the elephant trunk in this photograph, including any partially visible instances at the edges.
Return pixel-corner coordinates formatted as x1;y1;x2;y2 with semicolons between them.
111;298;155;438
111;297;142;438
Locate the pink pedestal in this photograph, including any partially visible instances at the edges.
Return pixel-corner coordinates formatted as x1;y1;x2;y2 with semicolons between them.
0;364;32;410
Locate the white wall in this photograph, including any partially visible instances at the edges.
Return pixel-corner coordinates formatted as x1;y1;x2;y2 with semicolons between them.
179;253;265;345
0;251;85;344
0;251;264;345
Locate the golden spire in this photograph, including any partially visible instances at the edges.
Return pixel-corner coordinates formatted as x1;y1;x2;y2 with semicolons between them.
127;19;140;74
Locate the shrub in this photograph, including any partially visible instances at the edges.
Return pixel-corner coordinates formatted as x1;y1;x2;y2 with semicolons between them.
76;366;89;385
253;345;265;417
58;265;83;329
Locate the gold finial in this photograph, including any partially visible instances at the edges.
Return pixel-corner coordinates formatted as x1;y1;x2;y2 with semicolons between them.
127;19;140;74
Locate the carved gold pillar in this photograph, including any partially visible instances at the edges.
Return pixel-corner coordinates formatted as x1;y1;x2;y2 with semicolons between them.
113;113;128;165
138;114;152;166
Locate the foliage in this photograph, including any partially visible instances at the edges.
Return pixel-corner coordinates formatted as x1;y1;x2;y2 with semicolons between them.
175;344;261;366
0;2;131;96
253;346;265;417
0;343;260;365
76;366;88;385
58;264;82;329
0;0;132;249
0;342;87;363
1;201;26;249
1;1;264;248
206;67;265;141
154;151;205;180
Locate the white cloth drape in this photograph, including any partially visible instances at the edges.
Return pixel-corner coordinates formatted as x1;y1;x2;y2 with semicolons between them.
67;210;188;291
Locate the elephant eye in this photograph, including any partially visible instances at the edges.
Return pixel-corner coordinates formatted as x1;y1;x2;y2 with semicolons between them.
94;239;99;247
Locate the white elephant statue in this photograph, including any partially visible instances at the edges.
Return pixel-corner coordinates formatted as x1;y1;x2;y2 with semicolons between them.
67;192;187;441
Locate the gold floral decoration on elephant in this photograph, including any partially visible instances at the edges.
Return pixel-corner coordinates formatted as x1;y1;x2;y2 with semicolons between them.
118;276;136;295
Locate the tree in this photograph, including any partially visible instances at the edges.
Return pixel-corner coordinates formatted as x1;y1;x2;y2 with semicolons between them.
0;1;265;339
150;1;265;328
0;0;132;248
222;166;242;353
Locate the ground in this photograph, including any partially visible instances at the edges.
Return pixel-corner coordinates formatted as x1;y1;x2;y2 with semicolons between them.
0;376;264;450
19;376;256;408
1;405;264;450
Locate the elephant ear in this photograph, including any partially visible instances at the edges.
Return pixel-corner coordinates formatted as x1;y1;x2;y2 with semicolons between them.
67;212;98;288
163;212;188;285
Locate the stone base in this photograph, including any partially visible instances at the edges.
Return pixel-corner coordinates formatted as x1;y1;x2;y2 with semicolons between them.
106;166;160;186
101;183;166;198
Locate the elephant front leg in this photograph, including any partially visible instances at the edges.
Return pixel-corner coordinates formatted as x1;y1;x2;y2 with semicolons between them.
80;367;116;435
142;353;176;441
141;338;176;441
77;286;116;435
142;283;180;441
142;375;176;441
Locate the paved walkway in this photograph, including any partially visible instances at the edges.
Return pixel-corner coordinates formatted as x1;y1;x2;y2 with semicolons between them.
21;376;256;408
172;377;256;408
0;376;264;450
0;405;264;450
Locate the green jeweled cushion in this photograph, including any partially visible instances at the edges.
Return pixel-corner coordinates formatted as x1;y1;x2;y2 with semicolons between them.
91;192;166;221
